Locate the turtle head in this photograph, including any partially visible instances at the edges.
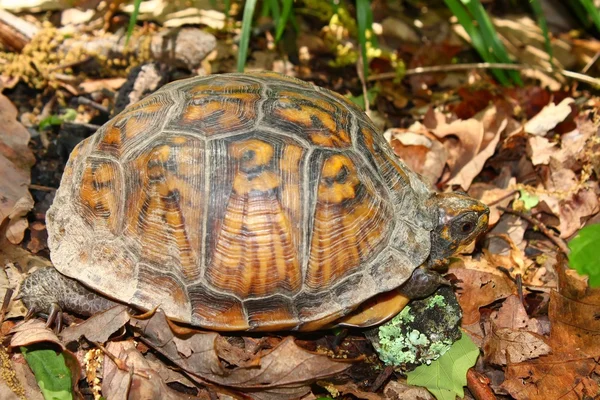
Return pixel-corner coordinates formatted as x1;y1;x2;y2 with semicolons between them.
427;192;489;267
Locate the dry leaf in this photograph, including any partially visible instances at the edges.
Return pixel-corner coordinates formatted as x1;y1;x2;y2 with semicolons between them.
385;124;447;185
9;319;64;349
483;296;550;366
102;341;196;400
484;328;550;365
60;305;131;344
449;264;515;326
524;97;574;136
0;94;35;244
130;310;350;399
0;353;44;400
426;106;508;189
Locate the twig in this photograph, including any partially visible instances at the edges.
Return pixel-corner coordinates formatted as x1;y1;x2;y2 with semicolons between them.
77;96;110;114
367;62;600;87
486;190;518;206
497;206;570;255
47;56;93;73
93;341;150;379
28;184;57;192
0;288;14;324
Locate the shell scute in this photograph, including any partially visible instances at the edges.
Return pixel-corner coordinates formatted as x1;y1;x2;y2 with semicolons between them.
204;135;305;298
96;92;173;157
123;134;205;281
262;86;353;148
77;158;123;235
167;75;264;136
189;285;250;331
306;152;394;290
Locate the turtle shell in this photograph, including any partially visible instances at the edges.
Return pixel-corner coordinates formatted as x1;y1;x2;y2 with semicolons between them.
46;71;436;331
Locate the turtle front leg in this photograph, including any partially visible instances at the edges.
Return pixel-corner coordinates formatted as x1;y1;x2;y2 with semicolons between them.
19;267;123;326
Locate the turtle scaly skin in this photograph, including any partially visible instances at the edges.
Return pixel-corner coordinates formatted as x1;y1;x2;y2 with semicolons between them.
19;72;489;331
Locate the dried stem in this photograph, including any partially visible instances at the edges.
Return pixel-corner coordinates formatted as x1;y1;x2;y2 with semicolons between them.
497;206;570;255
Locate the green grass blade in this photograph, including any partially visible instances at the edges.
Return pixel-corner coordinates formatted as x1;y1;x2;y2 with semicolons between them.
223;0;232;19
444;0;510;85
356;0;371;80
529;0;553;67
275;0;295;41
237;0;258;72
462;0;522;85
125;0;143;46
578;0;600;32
267;0;281;23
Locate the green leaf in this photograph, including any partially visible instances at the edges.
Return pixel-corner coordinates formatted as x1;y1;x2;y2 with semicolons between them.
22;346;73;400
237;0;258;72
519;189;539;211
529;0;553;67
355;0;371;80
275;0;295;41
38;109;78;130
407;333;479;400
578;0;600;32
444;0;510;86
125;0;143;46
569;224;600;287
346;86;379;110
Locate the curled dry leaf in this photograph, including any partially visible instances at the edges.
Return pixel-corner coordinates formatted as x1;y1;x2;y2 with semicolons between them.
483;296;550;366
425;106;508;190
449;261;515;326
102;341;197;400
9;319;64;350
486;214;528;255
60;305;131;344
383;380;435;400
524;98;574;136
0;94;35;244
130;310;351;399
538;182;600;238
385;123;447;185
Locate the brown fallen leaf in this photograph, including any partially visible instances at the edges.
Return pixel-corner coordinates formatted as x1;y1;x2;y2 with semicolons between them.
385;123;447;185
449;261;516;326
9;319;65;350
500;257;600;399
483;328;550;366
524;97;574;136
425;106;508;190
383;380;435;400
102;340;204;400
486;214;528;255
483;296;550;366
0;352;44;400
527;135;558;166
538;183;600;238
60;305;131;344
328;382;384;400
0;94;35;244
130;310;351;399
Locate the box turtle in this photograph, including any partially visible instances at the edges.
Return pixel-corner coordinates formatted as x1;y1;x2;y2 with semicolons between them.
20;71;489;331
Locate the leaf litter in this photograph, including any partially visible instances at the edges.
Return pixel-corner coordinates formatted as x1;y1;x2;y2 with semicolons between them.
0;2;600;399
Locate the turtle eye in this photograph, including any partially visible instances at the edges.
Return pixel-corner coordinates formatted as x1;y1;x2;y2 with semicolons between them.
461;221;474;234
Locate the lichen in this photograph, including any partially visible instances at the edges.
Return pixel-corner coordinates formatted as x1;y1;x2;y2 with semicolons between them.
372;286;463;370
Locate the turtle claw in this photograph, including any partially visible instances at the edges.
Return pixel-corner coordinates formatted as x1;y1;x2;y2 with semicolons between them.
45;303;63;331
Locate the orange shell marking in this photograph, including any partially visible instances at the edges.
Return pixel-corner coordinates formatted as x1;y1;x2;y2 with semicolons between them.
306;154;392;289
177;77;263;135
206;138;303;298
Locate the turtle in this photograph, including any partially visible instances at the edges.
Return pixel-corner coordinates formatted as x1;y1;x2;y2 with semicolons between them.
19;71;489;332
